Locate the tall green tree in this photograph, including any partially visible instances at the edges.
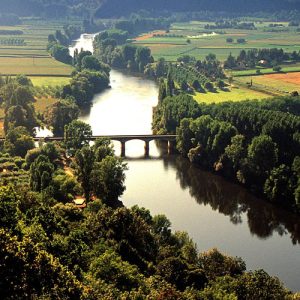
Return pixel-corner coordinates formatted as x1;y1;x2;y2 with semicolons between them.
247;135;278;180
4;126;34;157
30;155;55;192
44;99;79;136
74;145;95;202
64;120;92;152
0;186;18;231
91;156;127;204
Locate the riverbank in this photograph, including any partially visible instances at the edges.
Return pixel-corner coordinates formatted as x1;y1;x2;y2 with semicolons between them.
72;33;300;291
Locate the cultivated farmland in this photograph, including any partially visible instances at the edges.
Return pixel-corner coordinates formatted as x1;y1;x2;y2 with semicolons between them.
194;85;271;103
237;72;300;94
0;20;74;76
133;21;300;62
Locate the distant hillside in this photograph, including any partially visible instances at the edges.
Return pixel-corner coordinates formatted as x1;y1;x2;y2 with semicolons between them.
1;0;300;18
95;0;300;17
0;0;104;17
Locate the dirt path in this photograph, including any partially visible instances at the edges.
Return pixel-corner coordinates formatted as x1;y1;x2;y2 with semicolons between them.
135;31;166;41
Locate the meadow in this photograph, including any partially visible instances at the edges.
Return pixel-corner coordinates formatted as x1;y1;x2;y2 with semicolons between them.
0;57;73;75
194;84;271;103
236;72;300;94
30;76;70;87
133;21;300;62
0;20;75;136
230;63;300;76
0;20;74;76
134;20;300;100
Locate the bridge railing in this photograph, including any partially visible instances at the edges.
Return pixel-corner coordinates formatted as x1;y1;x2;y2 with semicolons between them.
30;134;178;157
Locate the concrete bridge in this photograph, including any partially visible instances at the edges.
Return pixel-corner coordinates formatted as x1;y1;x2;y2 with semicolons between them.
34;134;177;156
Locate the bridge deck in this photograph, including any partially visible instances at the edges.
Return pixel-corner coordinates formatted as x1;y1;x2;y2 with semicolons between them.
31;134;177;142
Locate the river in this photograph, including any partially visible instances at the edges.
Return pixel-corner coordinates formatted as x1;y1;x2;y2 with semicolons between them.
72;34;300;291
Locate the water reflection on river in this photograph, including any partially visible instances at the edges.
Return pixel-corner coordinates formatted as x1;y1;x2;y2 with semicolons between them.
123;155;300;291
74;34;300;291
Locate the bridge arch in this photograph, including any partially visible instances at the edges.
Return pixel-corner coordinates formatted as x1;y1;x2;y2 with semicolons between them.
29;134;177;157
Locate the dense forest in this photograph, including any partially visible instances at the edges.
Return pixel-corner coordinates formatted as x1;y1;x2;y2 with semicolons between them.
153;94;300;211
0;74;297;298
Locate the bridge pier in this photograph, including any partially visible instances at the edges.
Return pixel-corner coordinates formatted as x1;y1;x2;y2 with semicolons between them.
167;140;176;155
27;135;178;157
121;141;126;157
144;140;150;157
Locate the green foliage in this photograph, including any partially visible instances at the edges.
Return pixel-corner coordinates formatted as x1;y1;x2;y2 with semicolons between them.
96;29;129;45
177;115;237;166
93;138;115;161
94;32;154;72
158;78;167;103
74;145;95;201
48;43;72;65
176;118;194;156
156;95;300;207
2;83;37;134
73;49;92;69
30;155;55;192
4;126;34;157
224;48;299;69
201;269;290;300
115;17;170;34
225;135;246;171
0;172;295;299
152;214;172;244
73;139;127;204
52;171;81;203
0;229;84;299
62;70;109;107
153;94;201;134
15;74;33;87
89;249;143;291
0;186;18;231
44;98;80;136
81;55;106;72
64;120;92;151
247;135;278;180
200;276;238;300
91;156;127;204
235;269;290;300
0;37;297;297
25;142;60;168
264;164;294;203
199;248;246;281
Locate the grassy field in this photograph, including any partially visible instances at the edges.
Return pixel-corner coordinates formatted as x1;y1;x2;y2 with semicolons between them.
236;72;300;94
194;85;271;104
230;63;300;77
133;21;300;101
0;57;73;75
0;20;73;123
0;20;74;76
133;21;300;62
30;76;70;87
